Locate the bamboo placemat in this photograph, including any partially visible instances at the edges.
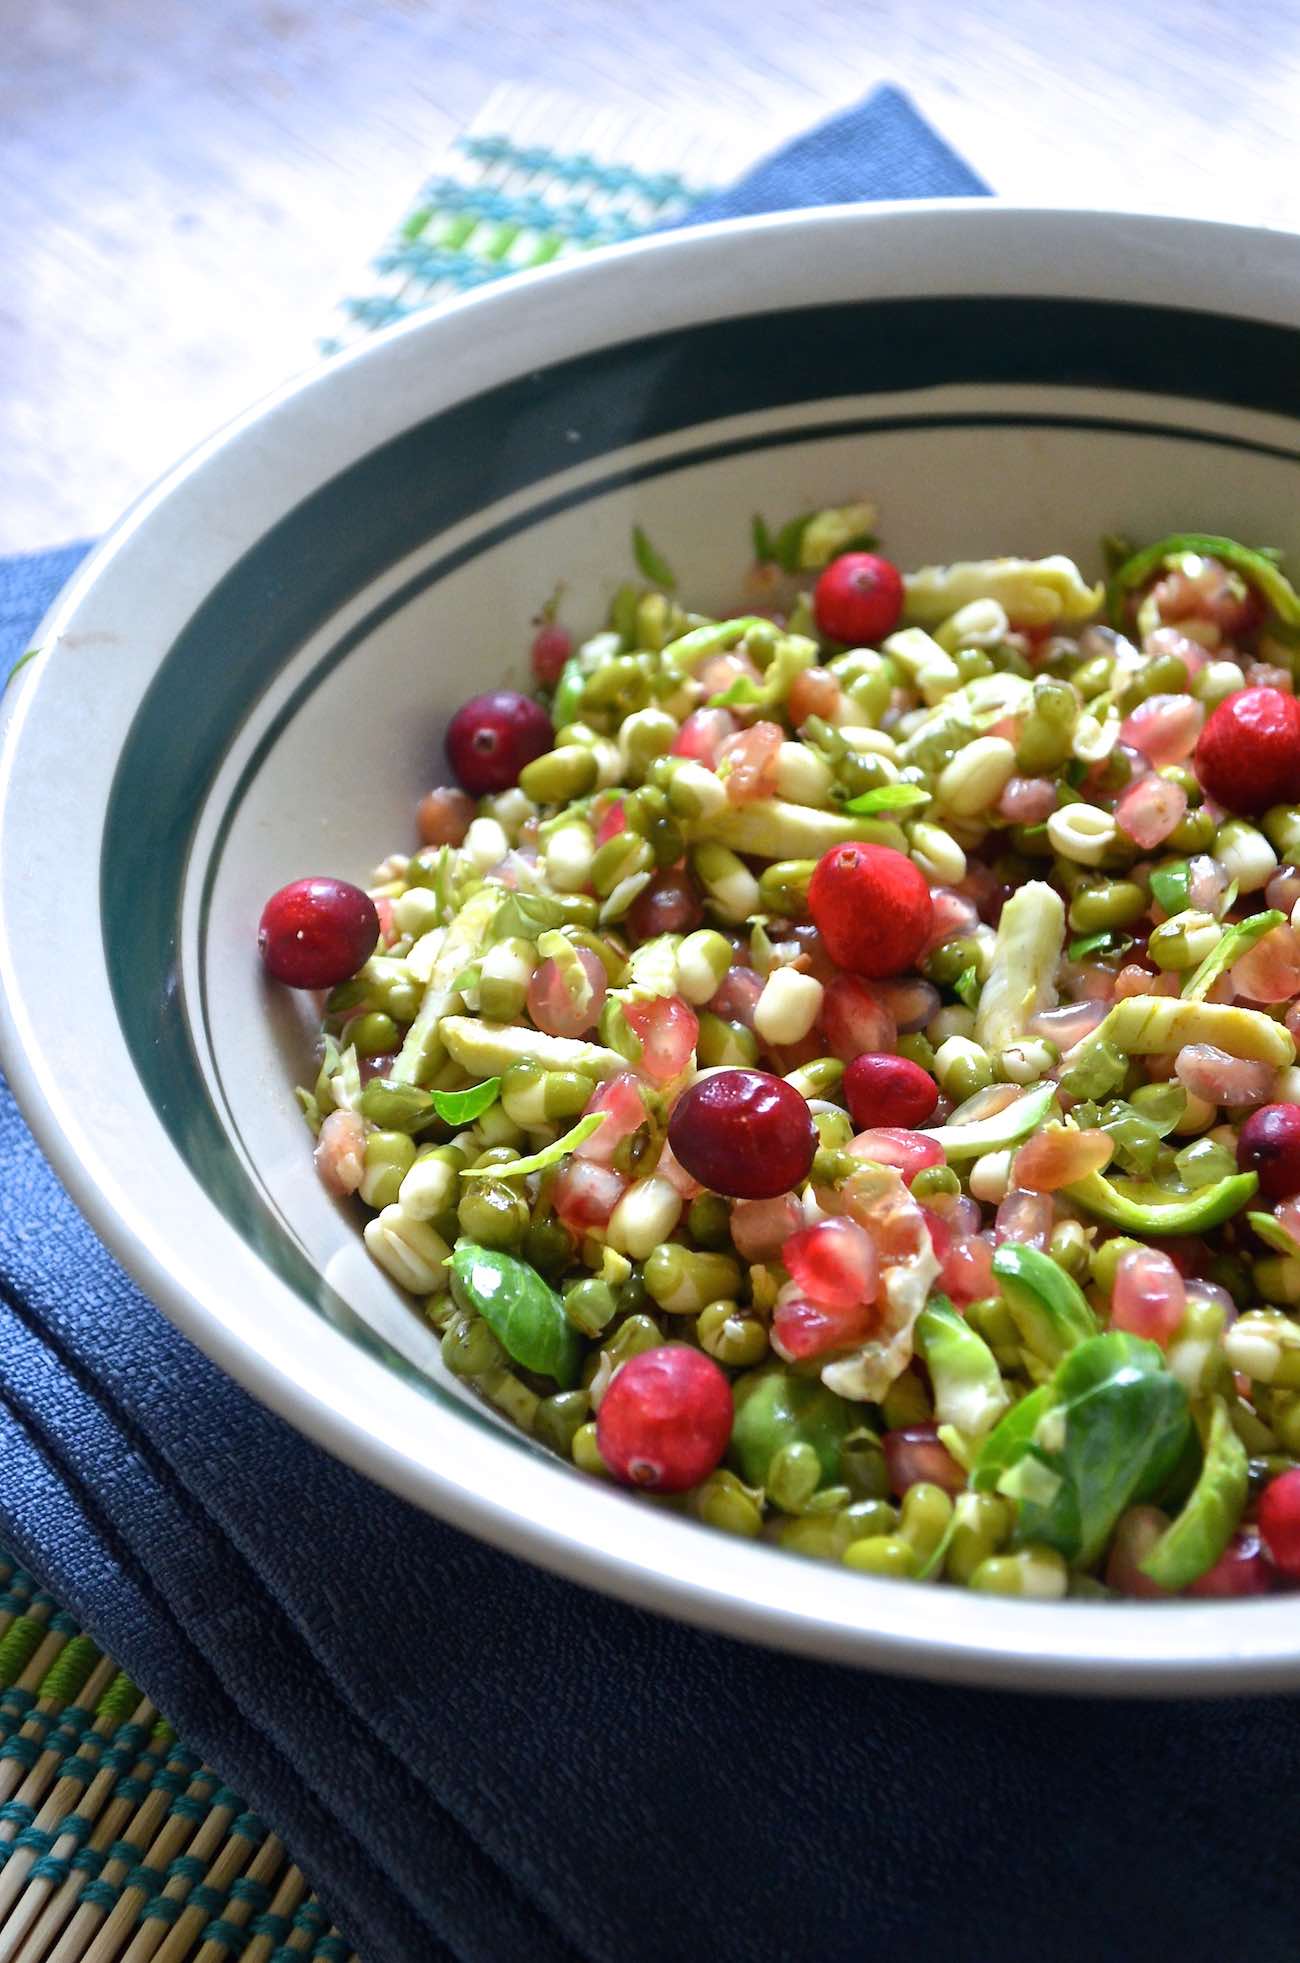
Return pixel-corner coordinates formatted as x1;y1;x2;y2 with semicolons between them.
6;85;726;1963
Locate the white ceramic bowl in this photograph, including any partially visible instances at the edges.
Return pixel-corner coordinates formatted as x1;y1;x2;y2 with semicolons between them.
5;202;1300;1694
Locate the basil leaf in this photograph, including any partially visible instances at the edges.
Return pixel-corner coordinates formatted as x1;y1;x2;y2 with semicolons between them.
1009;1333;1191;1566
1068;930;1132;962
431;1077;501;1125
751;513;775;563
632;525;676;592
772;512;814;573
450;1243;584;1387
843;784;932;815
1148;860;1190;915
460;1111;605;1179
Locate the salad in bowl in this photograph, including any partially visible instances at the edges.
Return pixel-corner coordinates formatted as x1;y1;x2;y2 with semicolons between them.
258;507;1300;1606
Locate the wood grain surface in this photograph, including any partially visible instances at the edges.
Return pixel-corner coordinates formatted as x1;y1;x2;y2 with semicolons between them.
3;0;1298;550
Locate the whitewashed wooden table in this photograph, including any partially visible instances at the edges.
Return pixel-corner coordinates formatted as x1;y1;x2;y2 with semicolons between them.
4;0;1299;550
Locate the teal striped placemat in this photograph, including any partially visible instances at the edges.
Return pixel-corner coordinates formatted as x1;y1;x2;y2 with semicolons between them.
322;83;740;350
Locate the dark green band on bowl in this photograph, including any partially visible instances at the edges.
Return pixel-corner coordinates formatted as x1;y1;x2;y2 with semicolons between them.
99;295;1300;1368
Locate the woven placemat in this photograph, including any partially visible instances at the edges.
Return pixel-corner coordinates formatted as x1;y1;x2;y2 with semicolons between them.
4;87;730;1963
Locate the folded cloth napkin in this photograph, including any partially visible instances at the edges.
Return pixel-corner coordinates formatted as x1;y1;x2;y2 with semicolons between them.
2;86;1297;1963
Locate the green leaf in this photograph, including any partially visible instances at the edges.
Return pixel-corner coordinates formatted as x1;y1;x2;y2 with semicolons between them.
1182;909;1285;1002
914;1298;1010;1440
1139;1396;1249;1591
954;966;980;1009
1148;860;1190;915
449;963;482;995
991;1242;1098;1366
772;512;814;573
1068;930;1132;962
491;889;570;942
843;783;932;815
449;1243;584;1387
3;646;41;691
972;1386;1055;1495
632;525;677;592
460;1111;605;1179
993;1332;1191;1566
430;1076;501;1125
1106;532;1300;628
751;513;775;563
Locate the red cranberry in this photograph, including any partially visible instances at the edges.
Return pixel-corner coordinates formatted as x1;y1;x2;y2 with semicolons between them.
808;842;933;978
625;869;704;943
882;1424;966;1497
812;552;904;645
258;877;379;989
1193;686;1300;816
531;621;573;687
1259;1467;1300;1578
445;690;553;795
667;1068;817;1200
1186;1528;1274;1598
1236;1103;1300;1200
596;1346;732;1493
843;1052;939;1130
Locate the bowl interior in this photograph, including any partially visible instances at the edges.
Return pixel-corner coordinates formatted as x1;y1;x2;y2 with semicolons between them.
8;206;1300;1690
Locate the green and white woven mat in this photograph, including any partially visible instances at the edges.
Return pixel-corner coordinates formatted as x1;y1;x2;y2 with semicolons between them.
7;86;744;1963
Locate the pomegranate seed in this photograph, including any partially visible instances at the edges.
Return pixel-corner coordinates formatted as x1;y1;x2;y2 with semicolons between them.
847;1127;944;1179
373;895;398;947
939;1232;996;1305
623;995;699;1084
1194;686;1300;816
717;721;784;804
1114;774;1187;850
808;842;933;979
993;1188;1053;1251
1258;1467;1300;1579
1175;1044;1277;1110
313;1108;367;1196
782;1216;879;1309
574;1073;646;1163
1152;557;1262;637
772;1292;876;1361
812;552;904;645
843;1052;938;1130
445;690;553;795
1143;624;1210;675
1230;924;1300;1004
787;665;842;724
626;869;704;943
1237;1103;1300;1199
923;888;981;953
416;785;476;847
595;799;626;846
654;1138;704;1201
1186;1527;1274;1598
697;650;762;698
730;1193;804;1262
708;966;765;1028
530;621;573;686
997;775;1057;824
1013;1126;1114;1193
1266;865;1300;913
1119;694;1204;768
667;1068;817;1200
873;978;942;1034
526;947;607;1038
596;1346;732;1493
882;1425;965;1497
552;1158;626;1232
1110;1246;1185;1348
1105;1506;1175;1598
818;974;899;1063
258;877;379;989
671;707;737;767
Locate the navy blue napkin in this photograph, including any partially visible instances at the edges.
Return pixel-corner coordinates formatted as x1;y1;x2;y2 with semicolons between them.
2;87;1297;1963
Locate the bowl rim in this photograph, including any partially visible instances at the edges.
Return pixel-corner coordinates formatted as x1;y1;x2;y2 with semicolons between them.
7;198;1300;1695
